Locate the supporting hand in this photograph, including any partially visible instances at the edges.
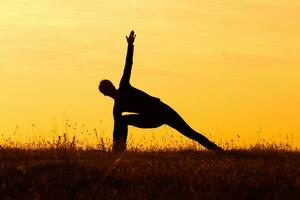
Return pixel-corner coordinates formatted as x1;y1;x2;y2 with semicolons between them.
126;30;136;45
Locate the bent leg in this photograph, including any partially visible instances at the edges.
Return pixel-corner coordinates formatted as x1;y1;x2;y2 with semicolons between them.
113;120;128;152
112;114;163;152
160;103;222;150
122;114;164;128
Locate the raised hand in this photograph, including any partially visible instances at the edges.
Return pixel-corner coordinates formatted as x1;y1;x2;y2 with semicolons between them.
126;30;136;45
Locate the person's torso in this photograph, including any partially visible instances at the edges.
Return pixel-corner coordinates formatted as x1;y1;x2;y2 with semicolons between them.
114;84;161;114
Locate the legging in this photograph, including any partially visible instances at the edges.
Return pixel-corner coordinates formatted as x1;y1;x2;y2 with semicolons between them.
113;102;222;152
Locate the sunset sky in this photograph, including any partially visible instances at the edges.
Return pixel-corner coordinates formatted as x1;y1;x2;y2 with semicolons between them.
0;0;299;148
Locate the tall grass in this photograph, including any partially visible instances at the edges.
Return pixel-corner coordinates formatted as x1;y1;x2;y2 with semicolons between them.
0;122;299;199
0;120;296;152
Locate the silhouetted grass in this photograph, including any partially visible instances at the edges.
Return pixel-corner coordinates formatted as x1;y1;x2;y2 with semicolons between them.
0;143;300;200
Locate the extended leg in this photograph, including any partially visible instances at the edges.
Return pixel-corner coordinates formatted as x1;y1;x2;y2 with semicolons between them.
160;103;223;151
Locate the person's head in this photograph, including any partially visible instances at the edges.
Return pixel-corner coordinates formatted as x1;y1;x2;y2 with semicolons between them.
98;79;117;99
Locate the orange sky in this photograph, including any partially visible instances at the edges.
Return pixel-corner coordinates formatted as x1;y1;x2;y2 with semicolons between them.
0;0;299;148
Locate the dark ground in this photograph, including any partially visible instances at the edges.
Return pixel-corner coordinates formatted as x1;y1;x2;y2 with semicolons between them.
0;147;300;200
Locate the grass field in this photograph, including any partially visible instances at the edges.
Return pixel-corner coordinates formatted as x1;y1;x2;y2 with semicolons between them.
1;144;300;200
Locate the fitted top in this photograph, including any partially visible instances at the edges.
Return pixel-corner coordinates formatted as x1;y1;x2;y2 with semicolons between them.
113;44;160;120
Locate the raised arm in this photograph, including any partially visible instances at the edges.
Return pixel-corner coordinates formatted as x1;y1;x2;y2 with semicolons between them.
120;30;136;87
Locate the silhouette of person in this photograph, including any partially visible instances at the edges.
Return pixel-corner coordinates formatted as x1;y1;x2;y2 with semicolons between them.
99;30;223;152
